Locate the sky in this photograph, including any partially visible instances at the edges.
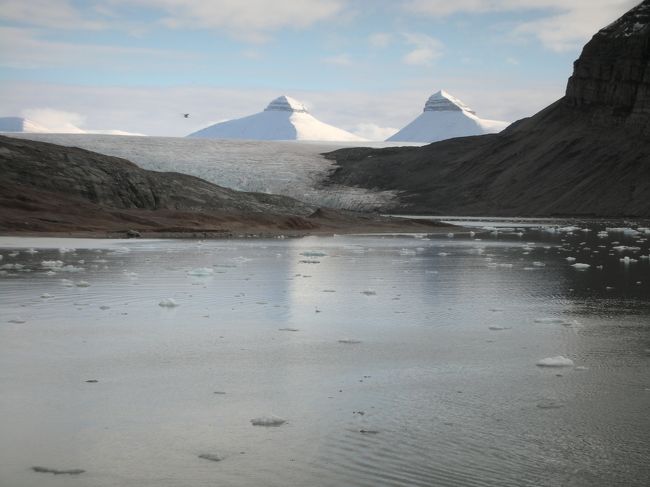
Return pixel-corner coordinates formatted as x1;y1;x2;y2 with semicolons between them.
0;0;640;138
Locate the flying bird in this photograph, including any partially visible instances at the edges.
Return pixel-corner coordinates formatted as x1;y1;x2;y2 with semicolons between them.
183;113;190;118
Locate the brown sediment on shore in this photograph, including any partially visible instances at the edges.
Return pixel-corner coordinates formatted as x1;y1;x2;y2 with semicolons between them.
0;135;452;239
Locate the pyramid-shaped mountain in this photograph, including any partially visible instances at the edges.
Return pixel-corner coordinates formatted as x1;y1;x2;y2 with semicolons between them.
188;96;365;142
387;91;509;143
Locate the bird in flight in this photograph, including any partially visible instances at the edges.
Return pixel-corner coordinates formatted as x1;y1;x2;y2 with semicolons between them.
183;113;190;118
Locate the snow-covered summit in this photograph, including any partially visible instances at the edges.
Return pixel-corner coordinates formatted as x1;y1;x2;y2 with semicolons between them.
423;90;475;114
188;95;365;142
387;90;509;143
0;117;51;133
264;96;309;113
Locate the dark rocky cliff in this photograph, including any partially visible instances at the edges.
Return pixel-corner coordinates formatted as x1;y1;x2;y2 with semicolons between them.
325;1;650;217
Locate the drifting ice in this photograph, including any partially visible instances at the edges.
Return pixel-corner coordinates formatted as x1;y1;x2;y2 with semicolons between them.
159;298;179;307
250;415;286;426
536;356;574;367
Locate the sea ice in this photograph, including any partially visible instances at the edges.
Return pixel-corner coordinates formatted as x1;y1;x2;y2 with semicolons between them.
536;356;574;367
75;281;91;287
188;267;214;276
338;339;362;344
571;263;590;269
41;260;64;268
158;298;179;307
250;415;286;426
534;318;566;324
566;257;576;262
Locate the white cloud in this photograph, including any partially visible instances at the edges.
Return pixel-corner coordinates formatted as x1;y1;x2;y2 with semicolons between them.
402;33;444;65
112;0;346;42
21;108;86;133
403;0;639;51
368;32;393;48
350;123;399;141
0;27;197;69
323;53;353;66
0;0;106;30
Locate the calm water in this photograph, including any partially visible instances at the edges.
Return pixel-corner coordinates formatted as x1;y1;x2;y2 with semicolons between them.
1;222;649;486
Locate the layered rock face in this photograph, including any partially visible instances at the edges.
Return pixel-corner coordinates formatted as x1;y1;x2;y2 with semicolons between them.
325;1;650;217
565;1;650;131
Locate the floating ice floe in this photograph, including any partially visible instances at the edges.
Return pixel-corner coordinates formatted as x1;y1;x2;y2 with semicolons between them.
360;290;376;296
606;227;640;236
536;356;574;367
438;252;450;256
571;263;590;270
58;247;76;254
250;415;286;426
187;267;214;276
534;317;567;324
612;245;641;252
60;265;85;273
75;281;90;287
60;279;74;287
40;293;53;298
301;251;327;257
299;260;320;264
8;318;26;324
278;327;299;332
158;298;179;307
198;453;223;462
42;260;64;269
338;339;362;344
488;325;509;331
620;256;638;264
566;257;576;262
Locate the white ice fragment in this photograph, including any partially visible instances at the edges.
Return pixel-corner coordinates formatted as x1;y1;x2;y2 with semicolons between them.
250;415;286;426
58;247;76;254
60;265;85;273
188;267;214;276
566;257;576;262
75;281;91;287
571;263;590;270
438;252;450;256
558;226;580;233
158;298;179;307
447;233;454;238
42;260;64;268
300;251;327;257
534;318;566;324
60;279;74;287
536;356;574;367
532;262;546;267
40;293;53;298
488;325;509;331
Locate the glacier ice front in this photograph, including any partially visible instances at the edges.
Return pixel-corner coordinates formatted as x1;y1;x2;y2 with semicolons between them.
387;90;509;143
188;95;365;142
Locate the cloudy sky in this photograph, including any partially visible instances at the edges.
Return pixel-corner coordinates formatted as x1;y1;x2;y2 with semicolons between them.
0;0;639;138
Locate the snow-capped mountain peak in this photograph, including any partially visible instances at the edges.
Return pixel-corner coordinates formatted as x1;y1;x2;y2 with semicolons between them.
0;116;51;133
188;95;365;142
387;90;509;143
423;90;476;114
264;95;309;113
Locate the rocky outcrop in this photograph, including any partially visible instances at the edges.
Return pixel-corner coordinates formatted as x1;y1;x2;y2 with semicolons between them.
325;1;650;217
565;0;650;132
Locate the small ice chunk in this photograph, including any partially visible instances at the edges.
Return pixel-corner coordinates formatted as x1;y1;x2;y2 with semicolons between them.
278;327;299;332
8;318;26;324
536;356;574;367
41;260;64;268
571;263;590;270
566;257;576;262
158;298;179;307
532;262;546;267
301;251;327;257
488;325;508;331
188;267;214;276
251;415;286;426
75;281;90;287
338;339;362;344
60;279;74;287
198;453;223;462
41;293;53;298
360;290;376;296
534;318;566;324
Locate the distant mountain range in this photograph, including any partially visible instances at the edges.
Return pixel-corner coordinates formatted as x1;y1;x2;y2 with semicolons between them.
387;90;509;143
188;96;366;142
0;116;143;136
325;0;650;217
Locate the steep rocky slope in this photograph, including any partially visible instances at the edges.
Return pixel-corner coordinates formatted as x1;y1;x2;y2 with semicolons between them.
325;1;650;217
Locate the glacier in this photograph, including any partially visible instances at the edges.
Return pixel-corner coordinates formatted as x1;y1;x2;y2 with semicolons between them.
188;95;366;142
7;133;399;211
387;90;509;143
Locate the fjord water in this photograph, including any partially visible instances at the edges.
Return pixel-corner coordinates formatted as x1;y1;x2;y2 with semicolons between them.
1;224;649;486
